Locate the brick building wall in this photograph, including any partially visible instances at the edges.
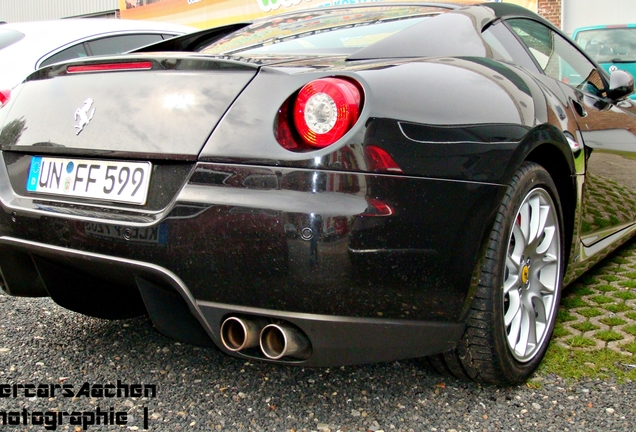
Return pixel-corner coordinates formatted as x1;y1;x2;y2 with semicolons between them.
538;0;562;28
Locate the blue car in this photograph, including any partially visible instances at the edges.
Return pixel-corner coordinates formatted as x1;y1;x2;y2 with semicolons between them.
573;24;636;99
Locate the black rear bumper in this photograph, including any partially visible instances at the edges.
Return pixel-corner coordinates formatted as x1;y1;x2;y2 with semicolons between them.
0;237;463;366
0;159;506;365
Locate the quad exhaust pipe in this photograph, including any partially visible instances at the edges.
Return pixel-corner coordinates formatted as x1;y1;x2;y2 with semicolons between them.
220;316;311;360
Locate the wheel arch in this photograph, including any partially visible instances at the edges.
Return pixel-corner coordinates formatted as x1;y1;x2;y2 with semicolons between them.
527;144;576;262
511;124;579;269
457;123;577;321
437;157;573;384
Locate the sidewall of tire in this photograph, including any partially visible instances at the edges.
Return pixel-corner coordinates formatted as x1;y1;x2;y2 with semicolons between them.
489;162;565;383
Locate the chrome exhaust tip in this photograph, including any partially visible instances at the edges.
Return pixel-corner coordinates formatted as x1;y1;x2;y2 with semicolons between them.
220;317;264;352
260;323;311;360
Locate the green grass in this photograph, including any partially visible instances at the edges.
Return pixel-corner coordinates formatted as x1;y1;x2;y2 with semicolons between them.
589;295;615;305
596;284;618;293
557;309;578;322
604;303;631;313
621;341;636;355
577;308;603;318
611;257;630;265
614;291;636;301
571;322;599;333
600;317;627;327
619;280;636;288
595;330;624;342
561;296;590;308
579;276;600;285
552;324;571;338
570;285;595;296
599;275;622;282
623;325;636;337
565;336;597;348
540;345;636;381
625;312;636;320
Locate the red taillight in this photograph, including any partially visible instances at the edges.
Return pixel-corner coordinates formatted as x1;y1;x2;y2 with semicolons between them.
67;61;153;73
276;78;361;151
294;78;361;148
0;89;10;108
275;100;299;150
364;145;404;174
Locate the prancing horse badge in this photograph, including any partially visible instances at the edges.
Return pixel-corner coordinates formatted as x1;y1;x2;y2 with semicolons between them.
74;98;96;135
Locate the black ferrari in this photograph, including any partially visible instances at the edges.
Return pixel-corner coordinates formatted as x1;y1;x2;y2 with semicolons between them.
1;2;635;385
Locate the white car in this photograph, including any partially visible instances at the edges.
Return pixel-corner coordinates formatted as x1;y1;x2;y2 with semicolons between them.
0;18;195;103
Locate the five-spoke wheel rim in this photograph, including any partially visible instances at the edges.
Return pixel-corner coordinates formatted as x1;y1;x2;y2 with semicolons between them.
503;187;561;363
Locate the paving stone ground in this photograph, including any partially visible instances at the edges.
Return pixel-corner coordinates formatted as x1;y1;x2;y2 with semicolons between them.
556;238;636;355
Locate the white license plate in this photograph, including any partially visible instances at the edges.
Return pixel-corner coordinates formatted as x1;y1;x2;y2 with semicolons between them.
26;156;151;205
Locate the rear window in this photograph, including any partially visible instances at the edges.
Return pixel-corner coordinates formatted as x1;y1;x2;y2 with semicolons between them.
575;28;636;63
87;33;164;55
40;34;168;68
0;29;25;50
198;6;447;56
40;43;89;68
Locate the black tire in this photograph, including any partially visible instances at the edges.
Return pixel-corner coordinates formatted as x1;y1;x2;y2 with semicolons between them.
429;161;565;385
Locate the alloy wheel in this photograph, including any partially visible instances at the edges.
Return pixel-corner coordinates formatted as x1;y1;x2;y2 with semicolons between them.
503;187;561;363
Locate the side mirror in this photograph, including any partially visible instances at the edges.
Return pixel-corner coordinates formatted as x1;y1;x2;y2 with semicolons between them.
608;69;635;101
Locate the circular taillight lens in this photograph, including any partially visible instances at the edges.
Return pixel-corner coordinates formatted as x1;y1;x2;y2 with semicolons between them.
293;78;361;148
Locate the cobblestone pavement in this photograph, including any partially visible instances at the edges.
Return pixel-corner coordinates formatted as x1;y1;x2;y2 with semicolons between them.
556;232;636;355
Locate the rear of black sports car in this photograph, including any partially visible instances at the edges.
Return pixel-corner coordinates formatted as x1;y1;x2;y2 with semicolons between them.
0;3;586;384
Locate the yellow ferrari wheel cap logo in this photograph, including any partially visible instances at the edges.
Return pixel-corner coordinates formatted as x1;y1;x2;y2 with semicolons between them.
521;265;529;284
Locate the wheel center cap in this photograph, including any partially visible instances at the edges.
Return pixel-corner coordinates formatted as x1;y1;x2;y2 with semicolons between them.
521;265;530;285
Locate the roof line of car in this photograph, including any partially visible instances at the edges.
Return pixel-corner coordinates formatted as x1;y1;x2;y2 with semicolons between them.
251;1;463;21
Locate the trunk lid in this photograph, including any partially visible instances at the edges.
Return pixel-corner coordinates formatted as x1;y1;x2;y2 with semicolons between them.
0;54;259;159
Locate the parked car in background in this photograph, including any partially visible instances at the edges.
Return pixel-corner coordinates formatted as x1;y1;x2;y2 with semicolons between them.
573;24;636;99
0;19;195;105
1;2;636;386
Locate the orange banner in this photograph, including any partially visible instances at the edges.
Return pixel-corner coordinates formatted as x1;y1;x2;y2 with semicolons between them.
119;0;538;29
